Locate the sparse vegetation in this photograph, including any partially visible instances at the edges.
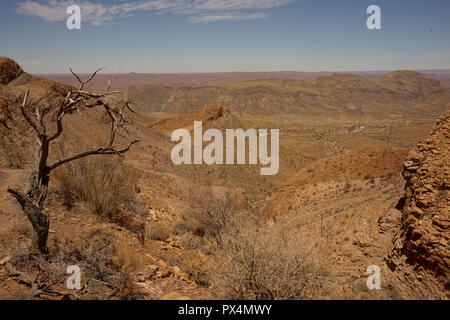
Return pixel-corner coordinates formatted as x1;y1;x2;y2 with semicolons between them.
53;155;140;219
182;188;244;247
210;222;330;299
146;221;171;241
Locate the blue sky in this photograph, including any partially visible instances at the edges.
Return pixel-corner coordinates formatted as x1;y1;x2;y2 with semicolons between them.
1;0;449;73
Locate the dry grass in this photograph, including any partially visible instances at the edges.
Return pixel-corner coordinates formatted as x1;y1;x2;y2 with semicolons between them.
172;251;210;287
180;232;204;250
66;225;119;282
180;187;330;299
182;188;244;247
8;225;120;298
0;135;27;168
53;155;141;219
145;221;171;241
115;245;143;299
210;221;331;300
12;219;32;237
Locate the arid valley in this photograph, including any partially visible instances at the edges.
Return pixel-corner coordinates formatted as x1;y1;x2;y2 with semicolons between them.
0;56;448;300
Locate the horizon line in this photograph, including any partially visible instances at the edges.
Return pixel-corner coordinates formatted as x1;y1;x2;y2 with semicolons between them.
35;68;450;76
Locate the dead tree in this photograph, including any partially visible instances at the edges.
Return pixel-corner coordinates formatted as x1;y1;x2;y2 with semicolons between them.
7;68;138;253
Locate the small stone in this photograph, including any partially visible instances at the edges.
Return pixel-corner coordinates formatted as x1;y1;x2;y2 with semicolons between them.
136;274;145;283
160;292;191;300
0;256;11;265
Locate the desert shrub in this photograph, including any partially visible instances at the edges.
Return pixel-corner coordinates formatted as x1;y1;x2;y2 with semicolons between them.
0;134;28;168
115;245;142;299
53;155;140;219
123;195;148;218
12;219;32;237
4;148;24;168
210;222;330;300
146;221;171;241
182;188;244;247
65;225;119;282
172;219;191;235
178;251;210;287
180;232;205;250
9;225;120;296
117;266;136;300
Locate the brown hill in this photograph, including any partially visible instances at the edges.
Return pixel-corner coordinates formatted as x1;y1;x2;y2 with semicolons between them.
149;104;233;135
265;149;408;214
125;71;448;121
388;110;449;295
375;70;442;95
0;57;23;85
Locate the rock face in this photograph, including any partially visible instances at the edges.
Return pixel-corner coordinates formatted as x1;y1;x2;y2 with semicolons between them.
392;110;449;291
0;58;23;85
0;95;9;124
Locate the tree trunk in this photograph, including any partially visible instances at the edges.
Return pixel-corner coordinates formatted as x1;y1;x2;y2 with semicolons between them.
7;138;52;254
8;187;50;254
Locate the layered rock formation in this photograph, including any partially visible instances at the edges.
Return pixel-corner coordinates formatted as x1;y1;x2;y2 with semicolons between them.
390;110;449;294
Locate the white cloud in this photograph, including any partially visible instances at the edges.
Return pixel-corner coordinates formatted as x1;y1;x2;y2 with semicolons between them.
16;0;294;25
189;13;266;23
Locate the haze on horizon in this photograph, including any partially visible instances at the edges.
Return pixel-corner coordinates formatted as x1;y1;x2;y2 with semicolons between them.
1;0;449;74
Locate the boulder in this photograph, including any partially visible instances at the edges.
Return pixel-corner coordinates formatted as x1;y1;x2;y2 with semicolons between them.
0;57;23;85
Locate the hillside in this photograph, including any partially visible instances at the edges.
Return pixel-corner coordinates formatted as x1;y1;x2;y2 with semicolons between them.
149;104;234;135
0;57;448;300
263;113;449;298
124;71;449;121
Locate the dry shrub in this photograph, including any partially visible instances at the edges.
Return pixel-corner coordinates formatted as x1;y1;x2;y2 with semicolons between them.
53;155;141;219
9;225;120;297
172;219;191;236
182;187;330;299
66;225;119;282
210;222;330;300
0;132;25;168
145;221;171;241
12;219;32;237
180;232;204;250
115;245;143;299
182;188;243;247
4;148;24;168
178;251;210;287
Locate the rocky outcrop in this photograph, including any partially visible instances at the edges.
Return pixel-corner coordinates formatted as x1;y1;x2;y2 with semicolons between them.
0;58;23;85
149;104;233;135
390;110;449;293
0;96;9;124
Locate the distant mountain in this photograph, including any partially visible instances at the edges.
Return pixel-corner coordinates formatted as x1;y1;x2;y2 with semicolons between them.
125;71;449;120
39;69;450;94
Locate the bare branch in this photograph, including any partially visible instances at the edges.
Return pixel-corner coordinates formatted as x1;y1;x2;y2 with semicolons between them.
70;67;106;91
20;90;44;136
69;68;82;85
48;140;139;171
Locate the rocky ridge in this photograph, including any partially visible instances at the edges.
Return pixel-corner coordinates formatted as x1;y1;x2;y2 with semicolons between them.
388;110;449;296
